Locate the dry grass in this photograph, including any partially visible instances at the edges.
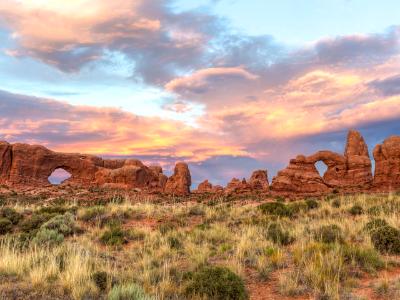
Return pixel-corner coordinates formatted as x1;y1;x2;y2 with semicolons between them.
0;192;400;299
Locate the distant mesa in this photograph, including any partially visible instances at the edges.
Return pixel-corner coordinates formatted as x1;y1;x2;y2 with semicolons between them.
0;129;399;197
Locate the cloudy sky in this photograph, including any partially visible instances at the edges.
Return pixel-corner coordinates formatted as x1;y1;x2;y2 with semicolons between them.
1;0;400;187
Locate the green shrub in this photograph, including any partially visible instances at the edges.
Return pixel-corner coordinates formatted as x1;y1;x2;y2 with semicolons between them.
188;205;205;216
0;207;22;224
19;212;58;233
349;204;364;216
314;224;344;244
331;199;341;208
40;212;75;236
275;196;285;203
0;217;13;234
108;283;153;300
185;266;248;300
100;226;126;246
364;219;388;233
33;229;64;246
168;236;182;250
342;245;384;272
37;206;67;215
126;228;146;241
157;222;177;234
78;206;106;222
305;199;320;210
370;225;400;254
265;222;294;246
259;202;293;217
287;202;308;214
92;271;108;291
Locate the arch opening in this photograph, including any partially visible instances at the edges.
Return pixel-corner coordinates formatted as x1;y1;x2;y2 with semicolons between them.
315;161;328;178
48;168;72;185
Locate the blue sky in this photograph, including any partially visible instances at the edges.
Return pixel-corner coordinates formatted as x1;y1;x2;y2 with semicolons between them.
1;0;400;186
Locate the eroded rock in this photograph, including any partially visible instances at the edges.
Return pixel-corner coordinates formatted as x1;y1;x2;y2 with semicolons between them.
373;136;400;190
249;170;269;191
271;130;373;195
0;141;171;193
164;162;191;196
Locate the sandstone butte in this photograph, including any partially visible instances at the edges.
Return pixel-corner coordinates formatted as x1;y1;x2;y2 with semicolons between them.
0;130;399;197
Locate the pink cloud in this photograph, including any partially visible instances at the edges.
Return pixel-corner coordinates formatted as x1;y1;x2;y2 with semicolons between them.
165;67;259;94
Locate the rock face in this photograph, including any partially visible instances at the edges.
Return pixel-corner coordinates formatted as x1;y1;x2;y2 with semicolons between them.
0;141;175;193
373;136;400;190
197;180;213;192
249;170;269;191
225;178;251;194
271;130;373;195
164;162;191;196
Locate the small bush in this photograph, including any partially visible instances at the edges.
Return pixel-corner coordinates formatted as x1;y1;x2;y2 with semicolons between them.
185;266;248;300
349;204;364;216
157;222;177;234
342;245;384;272
370;225;400;254
331;199;341;208
19;212;58;233
37;206;67;215
275;196;285;203
364;219;388;233
78;206;106;222
100;226;126;246
0;217;13;234
168;236;182;250
287;202;308;214
314;224;344;244
188;205;205;216
92;271;108;291
108;283;153;300
305;199;320;210
259;202;293;217
265;222;294;246
0;207;22;224
40;212;75;236
126;228;146;241
33;229;64;246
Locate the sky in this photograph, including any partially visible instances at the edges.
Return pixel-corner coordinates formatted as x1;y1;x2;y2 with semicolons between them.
1;0;400;187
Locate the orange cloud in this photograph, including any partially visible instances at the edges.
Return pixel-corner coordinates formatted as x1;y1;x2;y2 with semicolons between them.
0;90;247;162
165;67;259;94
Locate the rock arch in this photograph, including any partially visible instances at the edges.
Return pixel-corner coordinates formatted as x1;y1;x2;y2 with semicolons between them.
271;130;373;195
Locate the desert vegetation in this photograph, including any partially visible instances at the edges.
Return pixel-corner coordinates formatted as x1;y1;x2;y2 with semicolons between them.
1;191;400;299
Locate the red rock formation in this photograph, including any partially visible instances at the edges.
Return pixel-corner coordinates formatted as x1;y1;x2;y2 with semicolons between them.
0;141;169;192
197;180;213;192
249;170;269;191
164;162;191;196
271;130;373;195
373;136;400;190
225;178;252;194
271;155;330;195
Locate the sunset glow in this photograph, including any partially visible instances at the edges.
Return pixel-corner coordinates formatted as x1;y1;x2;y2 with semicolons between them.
1;0;400;186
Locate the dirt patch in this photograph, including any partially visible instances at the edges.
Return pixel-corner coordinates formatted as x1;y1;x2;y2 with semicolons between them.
245;269;311;300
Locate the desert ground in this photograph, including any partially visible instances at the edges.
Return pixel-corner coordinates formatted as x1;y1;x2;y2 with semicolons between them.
1;186;400;300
